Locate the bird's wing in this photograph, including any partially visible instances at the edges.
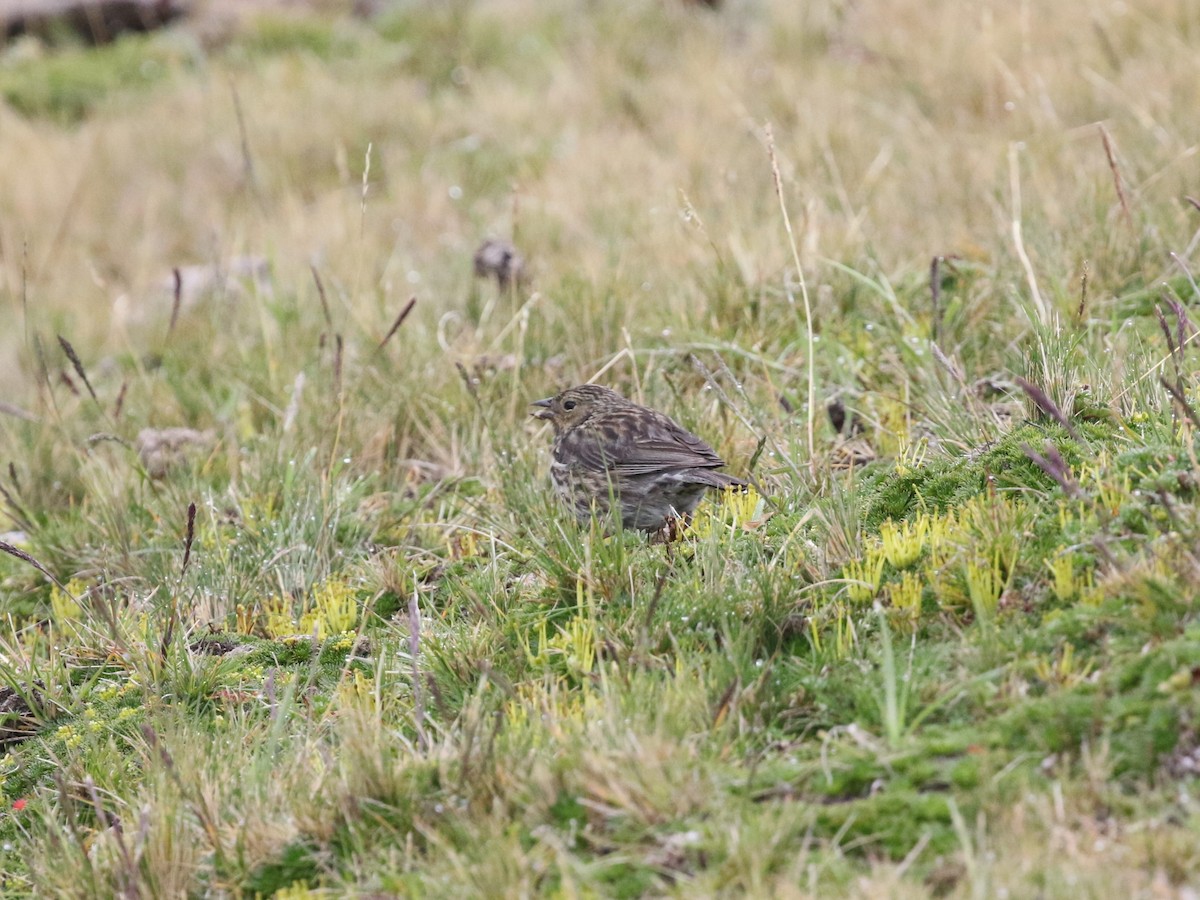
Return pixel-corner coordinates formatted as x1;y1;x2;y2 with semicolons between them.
559;410;725;475
613;434;725;474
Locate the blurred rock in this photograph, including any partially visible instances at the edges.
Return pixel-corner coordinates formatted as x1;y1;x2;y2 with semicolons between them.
1;0;190;44
473;238;525;290
136;426;215;478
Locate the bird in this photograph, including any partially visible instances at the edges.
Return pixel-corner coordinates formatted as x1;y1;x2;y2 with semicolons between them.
531;384;747;534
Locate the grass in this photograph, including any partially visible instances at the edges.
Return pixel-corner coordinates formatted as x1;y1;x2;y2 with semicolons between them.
1;0;1200;894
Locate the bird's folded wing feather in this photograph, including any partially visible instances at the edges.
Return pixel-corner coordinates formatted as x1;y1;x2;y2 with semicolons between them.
560;425;724;474
614;436;724;474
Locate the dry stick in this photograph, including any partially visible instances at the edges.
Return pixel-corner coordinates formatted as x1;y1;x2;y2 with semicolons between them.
1008;143;1051;327
57;335;97;404
20;240;29;359
333;335;344;398
1099;124;1133;229
408;589;428;752
160;502;197;663
311;265;333;329
1077;260;1090;321
764;124;816;477
112;379;128;421
167;267;182;336
229;80;258;196
378;296;418;350
180;502;197;578
930;255;943;343
1187;196;1200;214
32;333;50;392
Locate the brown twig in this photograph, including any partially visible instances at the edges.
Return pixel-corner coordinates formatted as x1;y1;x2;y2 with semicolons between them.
229;80;258;196
1077;260;1089;321
378;296;417;350
112;379;128;421
930;255;943;343
333;335;344;397
167;267;182;336
311;265;332;329
57;335;97;403
1014;377;1083;442
180;502;196;578
1099;124;1132;228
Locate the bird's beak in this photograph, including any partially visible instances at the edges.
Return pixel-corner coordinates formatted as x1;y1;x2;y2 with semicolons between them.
531;397;553;419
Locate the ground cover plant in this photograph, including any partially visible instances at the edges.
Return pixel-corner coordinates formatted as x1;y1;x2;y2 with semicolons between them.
1;0;1200;895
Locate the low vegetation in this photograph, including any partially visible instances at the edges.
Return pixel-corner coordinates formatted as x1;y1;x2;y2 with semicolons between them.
1;0;1199;894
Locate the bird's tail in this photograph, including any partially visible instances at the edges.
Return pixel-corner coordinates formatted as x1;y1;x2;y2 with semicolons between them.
687;470;749;490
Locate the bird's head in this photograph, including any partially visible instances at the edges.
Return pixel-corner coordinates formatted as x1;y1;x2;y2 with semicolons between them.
530;384;625;433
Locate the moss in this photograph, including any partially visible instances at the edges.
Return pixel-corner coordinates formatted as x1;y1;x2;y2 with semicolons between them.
0;34;187;122
1113;274;1196;318
375;3;529;90
233;17;351;61
992;634;1200;778
240;839;322;895
595;861;663;899
860;424;1078;530
815;790;958;858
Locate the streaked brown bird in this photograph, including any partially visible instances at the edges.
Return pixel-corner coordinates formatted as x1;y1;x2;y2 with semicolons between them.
531;385;747;533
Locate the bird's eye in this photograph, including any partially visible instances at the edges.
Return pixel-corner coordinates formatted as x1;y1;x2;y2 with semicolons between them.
563;400;577;411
